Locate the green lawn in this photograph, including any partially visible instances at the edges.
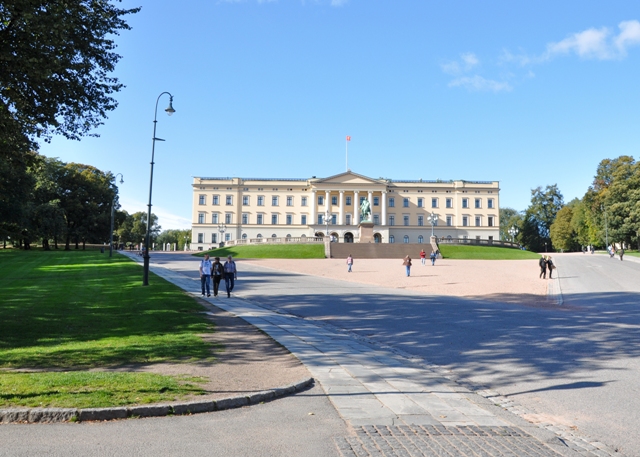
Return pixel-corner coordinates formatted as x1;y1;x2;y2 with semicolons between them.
196;243;325;259
0;250;215;408
438;244;540;260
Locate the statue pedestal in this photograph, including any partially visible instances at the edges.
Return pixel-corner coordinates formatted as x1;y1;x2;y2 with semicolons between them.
358;222;374;243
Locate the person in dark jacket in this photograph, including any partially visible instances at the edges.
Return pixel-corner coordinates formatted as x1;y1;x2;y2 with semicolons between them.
211;257;224;297
539;255;547;279
546;256;554;279
223;255;238;298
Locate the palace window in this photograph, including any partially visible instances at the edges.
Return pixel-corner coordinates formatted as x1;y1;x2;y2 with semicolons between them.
318;196;324;205
417;198;423;208
272;214;278;224
346;196;352;206
198;213;205;224
257;214;264;225
431;198;438;208
389;215;395;226
404;235;409;243
286;215;292;225
488;198;494;209
446;215;452;226
373;196;379;206
389;197;395;208
212;195;220;205
272;196;278;206
301;215;307;225
475;198;481;209
373;214;379;225
257;196;264;206
462;198;469;209
197;233;203;243
243;196;249;206
331;196;338;205
331;214;337;224
418;215;424;226
488;216;494;226
226;196;233;206
389;235;395;243
346;214;351;225
225;213;232;224
199;195;206;205
475;216;481;226
403;198;409;208
318;214;324;224
403;215;409;226
446;198;452;208
418;235;424;243
301;196;307;206
286;196;293;206
211;234;217;243
212;213;219;224
242;213;248;224
463;216;468;226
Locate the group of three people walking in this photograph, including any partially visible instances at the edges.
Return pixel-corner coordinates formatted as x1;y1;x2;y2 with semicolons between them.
199;254;237;298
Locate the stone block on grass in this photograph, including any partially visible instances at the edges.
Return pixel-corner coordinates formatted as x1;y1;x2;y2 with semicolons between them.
0;409;30;423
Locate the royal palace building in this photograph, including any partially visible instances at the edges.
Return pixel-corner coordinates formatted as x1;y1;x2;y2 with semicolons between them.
191;171;500;250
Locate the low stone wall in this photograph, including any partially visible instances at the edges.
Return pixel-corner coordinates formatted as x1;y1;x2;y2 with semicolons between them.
329;243;434;259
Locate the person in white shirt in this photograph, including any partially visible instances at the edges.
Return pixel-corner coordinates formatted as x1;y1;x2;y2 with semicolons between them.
199;254;213;297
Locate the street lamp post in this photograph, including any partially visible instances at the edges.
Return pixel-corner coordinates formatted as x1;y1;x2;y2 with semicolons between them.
218;223;227;247
508;226;518;244
143;92;175;286
428;212;438;238
602;205;609;248
109;173;124;257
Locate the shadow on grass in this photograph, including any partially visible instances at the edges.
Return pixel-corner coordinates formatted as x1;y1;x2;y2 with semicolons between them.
0;250;214;369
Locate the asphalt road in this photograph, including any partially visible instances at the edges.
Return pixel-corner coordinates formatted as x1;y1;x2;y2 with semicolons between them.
227;253;640;456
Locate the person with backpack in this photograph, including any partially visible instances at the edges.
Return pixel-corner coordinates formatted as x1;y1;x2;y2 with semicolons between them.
211;256;224;297
199;254;213;297
223;255;238;298
539;255;547;279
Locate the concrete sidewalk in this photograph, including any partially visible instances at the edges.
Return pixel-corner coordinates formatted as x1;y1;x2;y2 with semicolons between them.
127;252;622;457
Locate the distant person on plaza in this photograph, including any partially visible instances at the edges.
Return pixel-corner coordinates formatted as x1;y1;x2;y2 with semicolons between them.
211;256;224;297
403;255;412;277
346;254;353;272
420;249;426;266
223;255;238;297
619;247;625;261
199;254;213;297
546;256;555;279
539;255;547;279
430;250;437;266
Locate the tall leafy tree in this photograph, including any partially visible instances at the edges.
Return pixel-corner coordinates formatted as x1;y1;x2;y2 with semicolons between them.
520;185;564;252
499;207;523;242
550;205;579;252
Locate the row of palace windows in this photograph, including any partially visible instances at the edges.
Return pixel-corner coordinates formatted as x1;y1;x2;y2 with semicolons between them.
197;212;494;227
198;194;495;210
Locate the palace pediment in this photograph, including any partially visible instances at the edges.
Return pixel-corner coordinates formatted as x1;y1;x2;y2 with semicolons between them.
314;171;386;186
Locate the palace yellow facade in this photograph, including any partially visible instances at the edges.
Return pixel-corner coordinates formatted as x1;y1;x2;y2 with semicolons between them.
191;171;500;249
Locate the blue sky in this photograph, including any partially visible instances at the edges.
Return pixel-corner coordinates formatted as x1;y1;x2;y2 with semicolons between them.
39;1;640;229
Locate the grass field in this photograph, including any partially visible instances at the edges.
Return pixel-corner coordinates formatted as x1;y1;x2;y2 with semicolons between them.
197;243;325;259
0;250;214;408
438;244;541;260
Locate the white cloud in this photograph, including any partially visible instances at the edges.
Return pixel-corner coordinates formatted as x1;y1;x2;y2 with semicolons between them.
545;27;611;59
330;0;348;5
448;75;512;92
615;20;640;55
461;52;479;69
441;52;479;75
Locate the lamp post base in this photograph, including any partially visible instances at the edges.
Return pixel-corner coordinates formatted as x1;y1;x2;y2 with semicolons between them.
143;254;150;286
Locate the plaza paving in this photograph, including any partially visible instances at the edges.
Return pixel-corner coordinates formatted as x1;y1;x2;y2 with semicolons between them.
139;253;624;457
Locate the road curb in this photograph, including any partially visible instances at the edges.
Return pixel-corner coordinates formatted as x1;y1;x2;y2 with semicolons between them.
0;377;314;424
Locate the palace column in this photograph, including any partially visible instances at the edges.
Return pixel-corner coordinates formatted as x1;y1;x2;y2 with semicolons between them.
339;191;345;225
354;191;360;225
381;191;387;225
310;190;317;226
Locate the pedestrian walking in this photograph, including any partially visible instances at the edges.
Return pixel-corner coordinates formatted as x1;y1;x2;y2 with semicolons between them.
539;255;547;279
403;255;412;277
346;254;353;272
223;255;238;297
430;250;437;266
619;247;625;261
211;256;224;297
546;256;555;279
199;254;213;297
420;249;426;266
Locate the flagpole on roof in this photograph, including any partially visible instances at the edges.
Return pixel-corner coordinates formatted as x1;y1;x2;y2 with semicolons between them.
346;135;351;171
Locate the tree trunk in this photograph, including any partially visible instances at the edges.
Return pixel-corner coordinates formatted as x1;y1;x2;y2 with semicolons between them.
65;234;71;250
82;239;86;250
42;238;50;250
75;236;79;250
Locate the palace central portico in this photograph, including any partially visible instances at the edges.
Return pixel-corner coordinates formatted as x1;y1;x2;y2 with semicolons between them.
191;171;500;250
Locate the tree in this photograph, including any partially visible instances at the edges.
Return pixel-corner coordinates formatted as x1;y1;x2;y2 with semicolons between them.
0;1;140;150
520;185;564;252
499;207;523;242
156;229;192;250
550;205;579;252
116;211;161;247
